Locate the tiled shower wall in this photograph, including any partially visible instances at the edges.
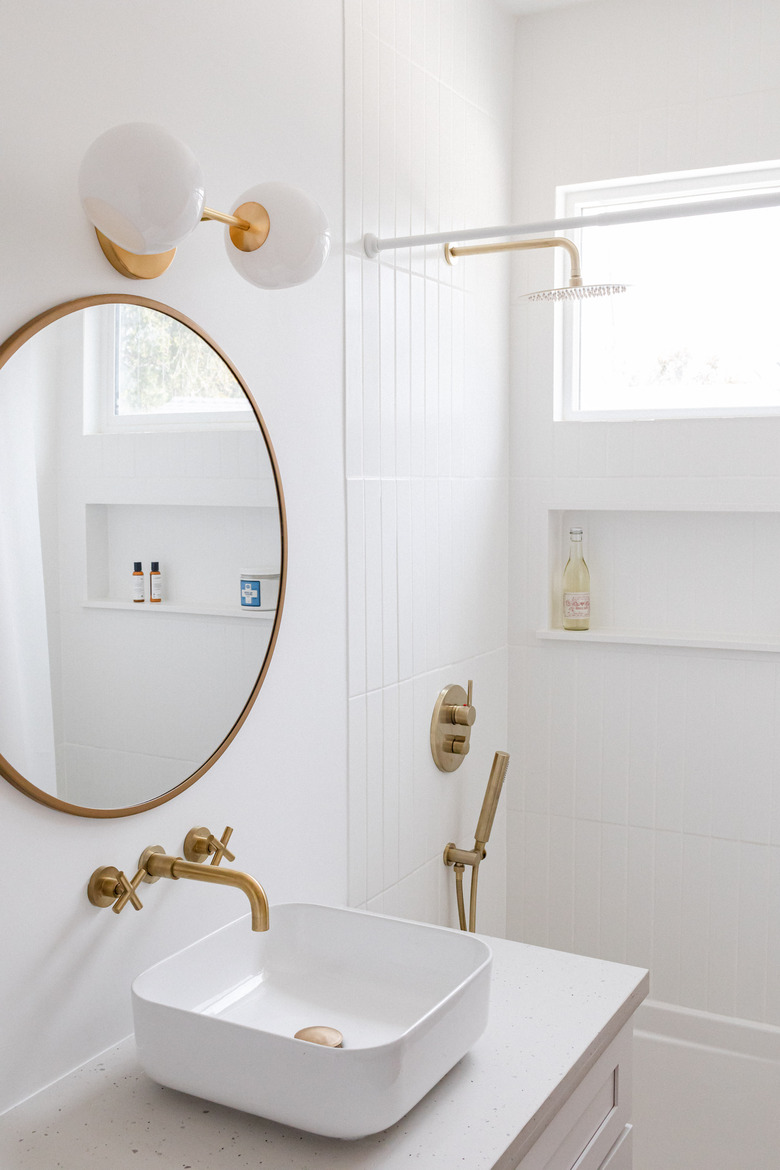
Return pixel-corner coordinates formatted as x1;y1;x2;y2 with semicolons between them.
508;0;780;1026
344;0;514;934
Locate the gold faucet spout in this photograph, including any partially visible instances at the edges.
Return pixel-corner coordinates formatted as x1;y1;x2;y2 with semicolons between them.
142;851;270;931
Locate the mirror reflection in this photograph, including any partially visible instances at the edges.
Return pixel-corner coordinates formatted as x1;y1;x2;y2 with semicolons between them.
0;298;284;814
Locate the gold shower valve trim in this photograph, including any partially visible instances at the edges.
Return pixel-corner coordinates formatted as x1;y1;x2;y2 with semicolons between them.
430;680;477;771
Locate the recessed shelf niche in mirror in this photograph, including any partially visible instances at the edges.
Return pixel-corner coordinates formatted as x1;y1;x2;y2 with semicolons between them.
85;503;280;618
0;295;286;817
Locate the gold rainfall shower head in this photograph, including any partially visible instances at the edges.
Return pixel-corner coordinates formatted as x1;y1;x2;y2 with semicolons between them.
443;236;627;302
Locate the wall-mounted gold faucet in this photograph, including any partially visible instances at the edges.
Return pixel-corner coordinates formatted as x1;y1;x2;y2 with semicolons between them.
444;752;509;932
87;825;270;932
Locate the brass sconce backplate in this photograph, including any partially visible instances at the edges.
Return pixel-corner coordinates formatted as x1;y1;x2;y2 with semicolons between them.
430;681;476;772
95;229;176;280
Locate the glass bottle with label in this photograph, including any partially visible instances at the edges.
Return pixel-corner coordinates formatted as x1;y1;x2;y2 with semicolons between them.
562;528;590;630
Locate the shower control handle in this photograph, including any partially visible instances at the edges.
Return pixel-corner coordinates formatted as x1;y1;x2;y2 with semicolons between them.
449;704;476;727
445;678;476;726
431;680;476;770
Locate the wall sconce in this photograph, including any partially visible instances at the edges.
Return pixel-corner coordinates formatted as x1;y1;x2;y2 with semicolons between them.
78;123;330;288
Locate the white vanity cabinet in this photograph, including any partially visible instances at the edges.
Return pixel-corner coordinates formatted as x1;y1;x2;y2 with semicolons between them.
511;1024;634;1170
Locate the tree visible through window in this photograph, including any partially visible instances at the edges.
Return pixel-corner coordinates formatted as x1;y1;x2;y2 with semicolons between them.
114;305;246;417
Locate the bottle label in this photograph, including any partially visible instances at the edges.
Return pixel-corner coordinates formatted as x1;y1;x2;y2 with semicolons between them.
133;575;144;602
150;574;162;601
564;592;590;619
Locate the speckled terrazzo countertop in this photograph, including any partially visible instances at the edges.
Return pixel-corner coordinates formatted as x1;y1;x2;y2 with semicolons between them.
0;934;648;1170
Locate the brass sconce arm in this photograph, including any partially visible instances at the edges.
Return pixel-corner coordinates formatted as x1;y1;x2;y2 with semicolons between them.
201;202;271;253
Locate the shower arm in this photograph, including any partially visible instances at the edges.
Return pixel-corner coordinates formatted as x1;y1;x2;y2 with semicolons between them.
445;236;583;287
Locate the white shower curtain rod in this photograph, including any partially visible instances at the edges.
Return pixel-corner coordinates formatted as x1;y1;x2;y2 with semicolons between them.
363;188;780;256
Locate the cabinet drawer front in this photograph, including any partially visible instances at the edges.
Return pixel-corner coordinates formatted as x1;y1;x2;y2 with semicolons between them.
547;1066;617;1170
508;1024;633;1170
597;1125;632;1170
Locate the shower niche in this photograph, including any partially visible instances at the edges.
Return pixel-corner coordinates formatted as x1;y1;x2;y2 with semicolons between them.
541;508;780;653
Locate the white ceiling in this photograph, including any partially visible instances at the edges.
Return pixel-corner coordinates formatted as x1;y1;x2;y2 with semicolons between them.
495;0;599;15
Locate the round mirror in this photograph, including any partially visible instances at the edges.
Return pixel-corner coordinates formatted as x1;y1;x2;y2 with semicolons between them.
0;295;286;817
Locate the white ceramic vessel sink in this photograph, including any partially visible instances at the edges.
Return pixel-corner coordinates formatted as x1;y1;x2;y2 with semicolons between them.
132;902;492;1138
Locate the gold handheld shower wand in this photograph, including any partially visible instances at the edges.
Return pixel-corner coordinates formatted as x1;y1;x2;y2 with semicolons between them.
444;751;510;933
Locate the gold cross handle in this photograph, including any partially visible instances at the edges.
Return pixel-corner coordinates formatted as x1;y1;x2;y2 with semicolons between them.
183;825;236;866
113;867;146;913
87;865;144;913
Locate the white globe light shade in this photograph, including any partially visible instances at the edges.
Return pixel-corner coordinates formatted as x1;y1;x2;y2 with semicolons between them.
78;123;205;255
225;182;330;288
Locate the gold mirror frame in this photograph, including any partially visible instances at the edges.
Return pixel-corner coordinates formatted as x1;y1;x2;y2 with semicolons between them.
0;294;287;818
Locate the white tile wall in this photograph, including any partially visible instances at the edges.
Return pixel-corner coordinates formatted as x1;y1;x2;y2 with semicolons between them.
345;0;513;929
509;0;780;1028
508;641;780;1019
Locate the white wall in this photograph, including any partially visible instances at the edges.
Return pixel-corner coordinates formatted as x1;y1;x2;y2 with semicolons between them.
344;0;514;935
0;339;57;788
0;0;346;1114
509;0;780;1027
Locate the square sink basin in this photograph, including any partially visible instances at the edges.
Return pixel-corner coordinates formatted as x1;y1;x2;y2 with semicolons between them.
132;902;492;1138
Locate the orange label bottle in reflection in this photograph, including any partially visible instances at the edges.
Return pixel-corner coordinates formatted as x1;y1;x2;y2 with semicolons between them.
150;561;162;603
133;561;145;603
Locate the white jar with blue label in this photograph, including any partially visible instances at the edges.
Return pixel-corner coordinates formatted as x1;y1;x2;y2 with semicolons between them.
240;570;280;611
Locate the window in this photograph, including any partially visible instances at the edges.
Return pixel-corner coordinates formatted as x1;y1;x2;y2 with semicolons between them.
84;304;252;433
556;162;780;420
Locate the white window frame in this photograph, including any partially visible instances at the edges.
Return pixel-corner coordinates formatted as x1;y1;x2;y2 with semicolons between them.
555;160;780;422
82;304;254;435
